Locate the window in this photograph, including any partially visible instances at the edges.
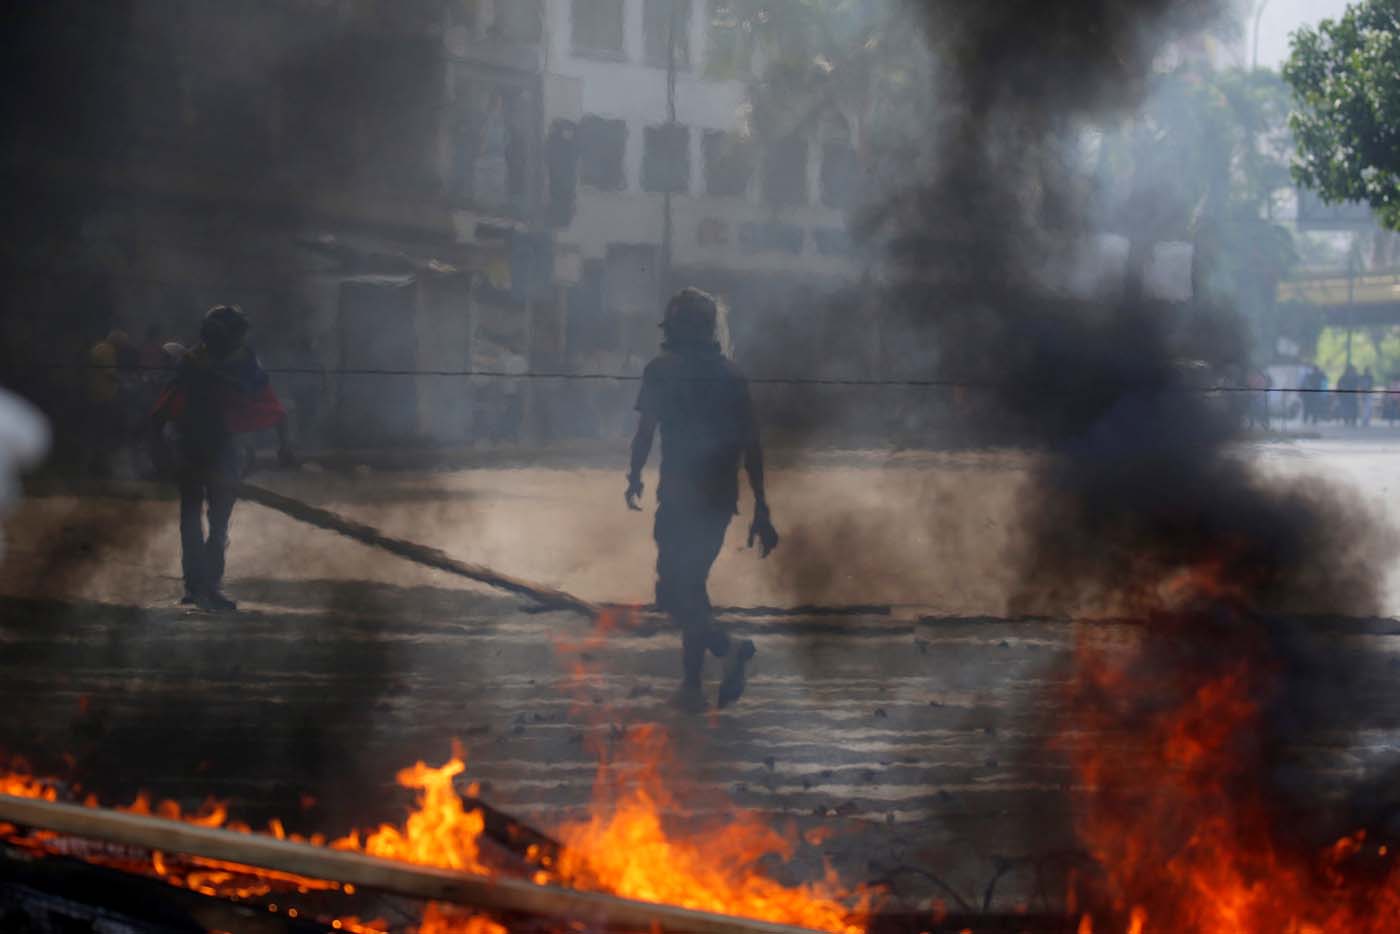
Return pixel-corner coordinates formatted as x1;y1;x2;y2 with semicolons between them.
820;142;859;209
706;1;752;78
738;222;804;254
578;115;627;190
451;82;535;213
572;0;625;56
764;137;808;206
643;124;690;193
644;0;691;67
703;130;754;197
495;0;542;43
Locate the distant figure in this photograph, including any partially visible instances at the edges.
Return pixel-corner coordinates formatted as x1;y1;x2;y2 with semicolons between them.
1360;368;1376;427
1338;364;1360;427
1246;367;1271;431
1301;365;1325;424
137;324;166;379
626;288;780;712
151;306;292;611
86;329;132;477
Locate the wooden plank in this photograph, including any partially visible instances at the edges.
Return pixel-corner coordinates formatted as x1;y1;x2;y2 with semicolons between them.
240;483;597;617
0;794;835;934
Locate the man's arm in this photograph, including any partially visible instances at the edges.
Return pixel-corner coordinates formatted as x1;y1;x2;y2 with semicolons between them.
741;382;778;556
744;421;767;512
626;411;657;510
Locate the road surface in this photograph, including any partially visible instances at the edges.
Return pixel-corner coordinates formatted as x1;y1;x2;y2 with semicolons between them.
2;437;1399;911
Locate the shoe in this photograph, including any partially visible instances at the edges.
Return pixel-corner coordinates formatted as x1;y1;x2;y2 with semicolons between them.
179;591;198;606
196;590;237;612
669;684;708;714
717;639;756;709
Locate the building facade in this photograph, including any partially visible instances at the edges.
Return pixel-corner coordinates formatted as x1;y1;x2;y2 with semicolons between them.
542;1;867;394
2;0;869;452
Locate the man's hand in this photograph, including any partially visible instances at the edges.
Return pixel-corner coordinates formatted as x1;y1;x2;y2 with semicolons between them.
747;502;779;557
625;475;644;511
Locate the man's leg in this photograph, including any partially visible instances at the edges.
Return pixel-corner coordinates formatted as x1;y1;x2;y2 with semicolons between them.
693;510;732;659
178;471;207;600
200;473;238;610
655;503;724;707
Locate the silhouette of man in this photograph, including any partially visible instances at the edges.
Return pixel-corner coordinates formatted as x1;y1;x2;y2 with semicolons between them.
152;305;291;611
626;288;779;712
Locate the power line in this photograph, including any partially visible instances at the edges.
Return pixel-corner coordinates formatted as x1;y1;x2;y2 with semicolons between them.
15;361;1400;395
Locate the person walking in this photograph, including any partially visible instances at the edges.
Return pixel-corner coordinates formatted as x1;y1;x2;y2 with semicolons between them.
1338;363;1360;427
1360;368;1376;427
626;289;779;712
85;329;132;477
151;306;291;611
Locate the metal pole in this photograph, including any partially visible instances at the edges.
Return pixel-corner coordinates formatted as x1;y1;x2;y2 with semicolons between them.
1252;0;1273;70
1347;247;1357;367
660;0;680;302
0;794;830;934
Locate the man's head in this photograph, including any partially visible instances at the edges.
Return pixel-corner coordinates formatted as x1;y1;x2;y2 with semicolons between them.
201;305;249;358
661;288;718;346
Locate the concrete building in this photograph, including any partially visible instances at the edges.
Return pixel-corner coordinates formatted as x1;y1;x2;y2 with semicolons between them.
540;0;867;397
3;0;872;454
2;0;559;451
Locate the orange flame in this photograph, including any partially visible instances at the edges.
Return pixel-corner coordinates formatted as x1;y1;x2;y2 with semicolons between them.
1067;562;1400;932
551;724;868;934
331;753;488;876
0;731;865;934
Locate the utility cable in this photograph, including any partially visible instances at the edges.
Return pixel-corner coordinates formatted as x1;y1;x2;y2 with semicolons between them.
15;361;1400;395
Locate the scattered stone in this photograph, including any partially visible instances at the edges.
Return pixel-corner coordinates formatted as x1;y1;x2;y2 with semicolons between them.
873;707;888;719
763;756;775;771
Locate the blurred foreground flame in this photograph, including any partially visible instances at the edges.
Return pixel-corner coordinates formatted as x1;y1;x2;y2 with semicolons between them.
0;728;865;934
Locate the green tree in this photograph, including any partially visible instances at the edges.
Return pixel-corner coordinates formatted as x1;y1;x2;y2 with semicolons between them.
709;1;918;155
1285;1;1400;229
1093;65;1298;354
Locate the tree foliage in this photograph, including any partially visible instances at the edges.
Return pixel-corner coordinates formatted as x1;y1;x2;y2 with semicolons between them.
710;0;919;150
1285;0;1400;230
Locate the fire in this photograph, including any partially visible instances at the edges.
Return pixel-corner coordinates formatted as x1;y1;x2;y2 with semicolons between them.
551;724;868;934
1067;569;1400;932
0;729;865;934
331;752;489;876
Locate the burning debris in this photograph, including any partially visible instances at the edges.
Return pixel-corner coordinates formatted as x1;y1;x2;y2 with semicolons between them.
0;727;871;934
873;0;1400;930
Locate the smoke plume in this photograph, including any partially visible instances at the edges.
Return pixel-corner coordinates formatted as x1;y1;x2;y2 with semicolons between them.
868;0;1400;920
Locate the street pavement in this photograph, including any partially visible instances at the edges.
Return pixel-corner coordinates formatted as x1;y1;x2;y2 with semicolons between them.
3;436;1400;911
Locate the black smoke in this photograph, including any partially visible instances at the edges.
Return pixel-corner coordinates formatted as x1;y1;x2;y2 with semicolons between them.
869;0;1400;914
